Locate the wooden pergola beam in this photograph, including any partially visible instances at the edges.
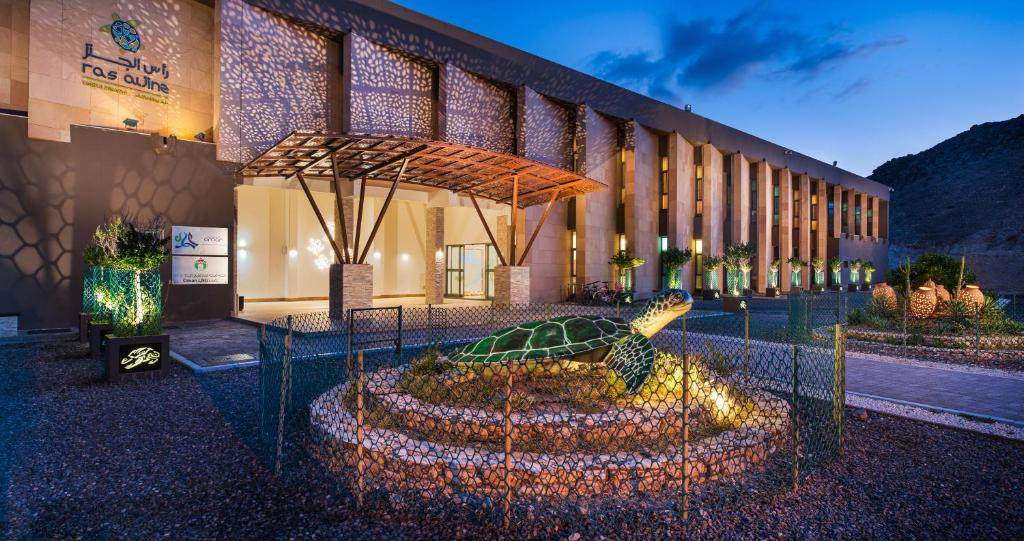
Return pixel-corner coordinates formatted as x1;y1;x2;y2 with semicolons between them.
468;193;507;267
358;158;411;264
517;189;560;266
346;144;428;180
331;153;351;264
509;175;519;265
296;173;345;264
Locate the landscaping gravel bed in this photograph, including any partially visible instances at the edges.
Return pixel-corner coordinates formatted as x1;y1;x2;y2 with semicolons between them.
847;338;1024;372
2;339;1023;539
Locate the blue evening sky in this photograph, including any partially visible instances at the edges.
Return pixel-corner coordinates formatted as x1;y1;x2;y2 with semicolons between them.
393;0;1024;176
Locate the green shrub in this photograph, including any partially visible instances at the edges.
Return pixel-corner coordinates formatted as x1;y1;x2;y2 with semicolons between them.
887;253;977;297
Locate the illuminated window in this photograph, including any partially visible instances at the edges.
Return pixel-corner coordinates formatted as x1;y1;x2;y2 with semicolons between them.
694;146;704;216
659;156;669;210
569;230;577;285
693;238;703;290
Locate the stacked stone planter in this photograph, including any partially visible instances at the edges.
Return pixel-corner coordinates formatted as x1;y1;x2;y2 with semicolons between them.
309;367;790;502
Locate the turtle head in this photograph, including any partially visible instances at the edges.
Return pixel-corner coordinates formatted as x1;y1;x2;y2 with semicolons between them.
630;289;693;338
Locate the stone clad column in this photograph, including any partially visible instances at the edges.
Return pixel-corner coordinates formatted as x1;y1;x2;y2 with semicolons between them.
755;161;772;294
816;179;828;266
668;133;695;288
858;192;869;240
778;168;793;292
871;196;881;240
424;206;445;304
329;264;373;318
702;144;725;260
731;153;750;244
494;266;530;305
798;173;811;289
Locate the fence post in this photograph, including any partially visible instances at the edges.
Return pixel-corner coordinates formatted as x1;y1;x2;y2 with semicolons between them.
681;331;690;522
974;308;981;362
502;358;514;530
903;257;910;358
743;307;750;379
791;344;801;490
274;315;293;476
354;349;366;508
833;324;845;454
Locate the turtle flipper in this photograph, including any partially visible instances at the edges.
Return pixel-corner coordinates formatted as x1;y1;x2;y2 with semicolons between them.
604;334;655;394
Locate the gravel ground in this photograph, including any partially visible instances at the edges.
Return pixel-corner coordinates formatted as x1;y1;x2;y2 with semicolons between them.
847;340;1024;372
2;338;1023;540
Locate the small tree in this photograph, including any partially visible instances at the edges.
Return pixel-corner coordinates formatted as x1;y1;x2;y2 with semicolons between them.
788;256;804;287
104;217;169;337
609;251;645;291
660;247;691;289
725;243;754;296
810;256;825;286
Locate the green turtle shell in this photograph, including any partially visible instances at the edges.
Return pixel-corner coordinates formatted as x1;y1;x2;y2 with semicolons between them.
449;315;631;364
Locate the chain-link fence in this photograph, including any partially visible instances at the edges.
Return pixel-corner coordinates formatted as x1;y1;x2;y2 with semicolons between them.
258;299;845;533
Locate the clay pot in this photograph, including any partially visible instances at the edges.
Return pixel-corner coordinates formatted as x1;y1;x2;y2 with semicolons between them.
934;284;951;304
909;286;937;319
871;283;898;311
957;285;985;313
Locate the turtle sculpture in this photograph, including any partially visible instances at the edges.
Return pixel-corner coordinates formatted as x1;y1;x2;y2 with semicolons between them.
100;13;142;53
448;289;693;393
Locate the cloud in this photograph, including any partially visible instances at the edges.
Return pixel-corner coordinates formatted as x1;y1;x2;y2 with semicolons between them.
832;78;871;101
590;7;904;101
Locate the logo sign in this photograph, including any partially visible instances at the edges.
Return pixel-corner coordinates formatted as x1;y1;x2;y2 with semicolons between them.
171;226;228;256
118;344;162;373
81;12;171;103
172;255;228;285
100;13;142;52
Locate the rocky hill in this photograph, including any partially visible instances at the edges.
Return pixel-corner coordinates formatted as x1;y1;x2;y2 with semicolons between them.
869;115;1024;292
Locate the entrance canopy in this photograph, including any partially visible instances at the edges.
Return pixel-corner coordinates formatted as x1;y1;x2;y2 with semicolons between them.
240;132;605;208
240;132;607;268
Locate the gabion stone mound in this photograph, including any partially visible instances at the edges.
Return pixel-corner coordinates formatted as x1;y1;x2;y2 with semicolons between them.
309;366;790;501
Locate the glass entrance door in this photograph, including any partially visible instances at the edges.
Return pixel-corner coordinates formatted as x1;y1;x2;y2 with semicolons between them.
445;243;496;299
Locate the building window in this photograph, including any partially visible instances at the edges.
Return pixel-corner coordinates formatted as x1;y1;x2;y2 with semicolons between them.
694;146;704;216
617;147;626;207
855;203;862;236
658;235;668;287
841;198;849;235
810;189;818;232
827;188;835;237
772;180;780;226
793;187;800;222
569;229;577;285
659;156;669;210
693;238;703;290
867;205;874;236
445;245;464;297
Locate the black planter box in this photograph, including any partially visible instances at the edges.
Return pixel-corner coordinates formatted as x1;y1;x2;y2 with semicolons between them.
847;284;860;292
702;289;720;300
765;287;780;298
79;313;92;342
830;285;843;291
861;283;873;291
811;285;825;294
89;322;113;358
105;334;170;383
723;296;746;313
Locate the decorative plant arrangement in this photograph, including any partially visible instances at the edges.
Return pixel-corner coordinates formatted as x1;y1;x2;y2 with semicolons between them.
787;256;804;288
660;247;691;289
810;256;825;291
848;254;1023;348
703;255;723;299
724;243;754;297
80;219;127;341
829;257;843;290
82;215;171;382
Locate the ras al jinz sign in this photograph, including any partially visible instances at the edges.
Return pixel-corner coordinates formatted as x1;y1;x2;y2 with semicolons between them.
81;13;172;104
171;226;229;285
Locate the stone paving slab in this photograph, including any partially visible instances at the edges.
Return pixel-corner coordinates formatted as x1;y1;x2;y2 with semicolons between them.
165;319;260;369
847;353;1024;423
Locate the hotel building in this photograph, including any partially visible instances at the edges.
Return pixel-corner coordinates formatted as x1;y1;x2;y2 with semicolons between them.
0;0;889;329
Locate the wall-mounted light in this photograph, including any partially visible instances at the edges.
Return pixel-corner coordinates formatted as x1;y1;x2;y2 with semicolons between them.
123;118;139;130
401;253;409;262
435;249;444;260
238;239;247;248
288;249;298;258
373;251;381;260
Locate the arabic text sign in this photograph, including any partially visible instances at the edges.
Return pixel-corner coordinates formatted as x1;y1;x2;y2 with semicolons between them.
172;256;229;285
171;226;228;256
81;42;171;98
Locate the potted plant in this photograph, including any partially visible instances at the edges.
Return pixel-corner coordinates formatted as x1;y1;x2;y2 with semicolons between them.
723;244;753;311
862;261;876;289
766;259;781;297
788;256;804;289
810;256;826;293
101;216;171;382
703;255;723;300
848;259;863;292
609;251;645;304
660;246;691;289
829;257;843;291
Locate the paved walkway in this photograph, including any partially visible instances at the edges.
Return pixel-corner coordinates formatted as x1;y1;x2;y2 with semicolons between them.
847;353;1024;425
